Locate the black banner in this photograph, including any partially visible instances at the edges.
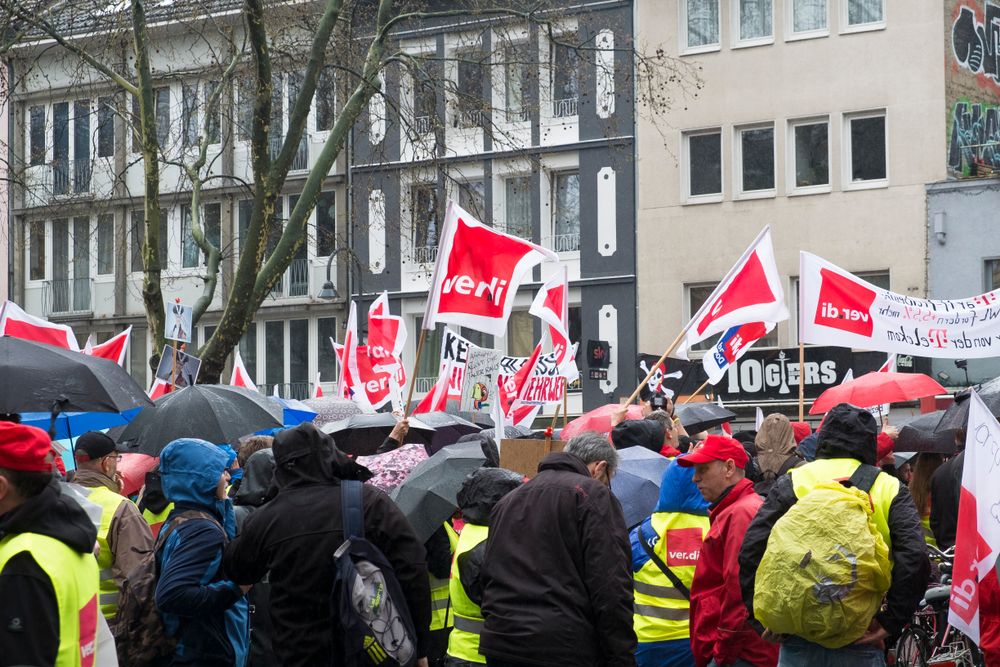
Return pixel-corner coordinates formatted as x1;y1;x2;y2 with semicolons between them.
636;354;706;401
714;346;853;402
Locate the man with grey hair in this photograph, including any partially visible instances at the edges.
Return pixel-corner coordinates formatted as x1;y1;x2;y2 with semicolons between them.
479;432;636;667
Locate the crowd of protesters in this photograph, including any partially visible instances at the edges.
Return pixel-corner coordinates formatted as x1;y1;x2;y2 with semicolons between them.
0;394;994;667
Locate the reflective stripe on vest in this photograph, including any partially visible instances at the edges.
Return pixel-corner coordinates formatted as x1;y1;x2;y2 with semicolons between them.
429;575;452;631
633;512;709;644
79;484;128;619
0;532;99;667
789;458;900;552
447;523;490;664
142;504;173;539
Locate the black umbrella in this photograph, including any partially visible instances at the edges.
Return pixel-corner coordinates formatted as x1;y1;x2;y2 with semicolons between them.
413;412;482;454
390;441;487;542
117;384;283;455
893;424;958;454
0;336;152;415
481;425;532;439
452;411;495;428
936;376;1000;433
321;413;435;456
301;396;362;428
675;402;736;434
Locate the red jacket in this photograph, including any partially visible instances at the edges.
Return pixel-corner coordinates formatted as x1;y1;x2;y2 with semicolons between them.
690;478;778;667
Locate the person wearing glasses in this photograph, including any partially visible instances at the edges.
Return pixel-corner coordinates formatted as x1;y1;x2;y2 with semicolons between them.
72;431;154;628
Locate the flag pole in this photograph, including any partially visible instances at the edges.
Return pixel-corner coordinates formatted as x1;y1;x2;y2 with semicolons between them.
549;403;562;432
798;342;805;422
625;327;689;405
681;378;712;405
563;385;569;430
404;328;429;415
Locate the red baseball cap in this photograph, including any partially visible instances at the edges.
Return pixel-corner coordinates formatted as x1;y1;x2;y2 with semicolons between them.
677;434;749;469
0;422;55;472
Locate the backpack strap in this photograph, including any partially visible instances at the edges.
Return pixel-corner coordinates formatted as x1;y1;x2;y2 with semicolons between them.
341;480;364;541
846;463;882;494
638;523;691;601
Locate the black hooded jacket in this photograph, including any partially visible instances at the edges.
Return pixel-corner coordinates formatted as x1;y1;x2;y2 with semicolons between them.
738;404;929;637
222;423;431;667
233;448;276;531
0;480;98;667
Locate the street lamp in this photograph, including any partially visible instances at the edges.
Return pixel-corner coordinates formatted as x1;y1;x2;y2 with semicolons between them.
317;247;365;301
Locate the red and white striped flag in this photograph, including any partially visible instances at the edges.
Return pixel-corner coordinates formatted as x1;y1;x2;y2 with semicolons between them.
148;378;172;400
229;349;257;391
312;373;324;399
84;327;132;366
0;300;80;350
529;266;578;383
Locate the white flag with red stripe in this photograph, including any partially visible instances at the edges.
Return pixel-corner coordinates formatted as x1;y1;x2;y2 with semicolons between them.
423;200;558;337
717;396;733;435
337;302;374;412
949;390;1000;645
229;349;258;391
529;266;578;383
368;292;407;371
497;343;544;423
0;300;80;350
678;227;787;358
148;378;172;399
84;327;132;366
312;373;324;399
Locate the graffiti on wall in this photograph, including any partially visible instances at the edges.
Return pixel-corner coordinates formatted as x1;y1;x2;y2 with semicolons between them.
949;100;1000;175
952;3;1000;91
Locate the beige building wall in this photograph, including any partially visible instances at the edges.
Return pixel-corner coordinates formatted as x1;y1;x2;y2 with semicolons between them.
636;0;947;357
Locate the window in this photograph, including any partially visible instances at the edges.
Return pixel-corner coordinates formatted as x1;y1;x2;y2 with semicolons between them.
315;191;336;257
415;318;444;381
182;83;198;147
685;130;723;200
551;34;580;117
130;327;147;387
789;0;827;36
689;282;778;350
505;175;532;238
316;66;337;132
505;43;531;122
205;81;221;145
736;0;773;44
73;216;90;287
154;87;170;147
568;305;582;385
552;171;580;252
180;207;199;268
240;325;257;384
458;179;486;222
29;221;46;280
412;64;437;133
180;203;222;268
845;0;884;29
846;112;886;185
97;97;115;158
684;0;720;51
506;311;535;357
237;77;254;141
455;48;485;127
289;320;309;399
737;125;774;195
29;106;45;166
986;259;1000;291
97;214;114;275
318;317;339;381
411;184;438;253
265;321;284;393
789;119;829;191
131;208;168;272
53;102;69;193
238;199;252;254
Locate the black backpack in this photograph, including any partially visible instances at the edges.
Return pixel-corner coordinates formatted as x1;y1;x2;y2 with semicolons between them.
113;509;223;667
331;480;419;667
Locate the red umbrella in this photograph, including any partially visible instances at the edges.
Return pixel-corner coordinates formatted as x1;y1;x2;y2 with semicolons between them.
562;404;645;439
809;372;946;416
117;453;159;497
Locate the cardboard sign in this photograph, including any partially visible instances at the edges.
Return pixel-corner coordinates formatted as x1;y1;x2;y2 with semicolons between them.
155;345;201;388
500;438;564;478
165;302;193;343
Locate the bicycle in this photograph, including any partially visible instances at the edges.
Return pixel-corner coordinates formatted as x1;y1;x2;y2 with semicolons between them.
890;545;984;667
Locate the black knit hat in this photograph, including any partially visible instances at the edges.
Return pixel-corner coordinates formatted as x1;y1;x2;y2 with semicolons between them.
816;403;879;465
75;431;117;462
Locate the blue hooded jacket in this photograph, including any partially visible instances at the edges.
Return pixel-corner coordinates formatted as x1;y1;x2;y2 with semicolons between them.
156;438;249;667
629;461;710;667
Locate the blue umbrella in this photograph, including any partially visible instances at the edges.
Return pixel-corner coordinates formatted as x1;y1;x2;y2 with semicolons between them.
611;447;672;528
20;406;145;441
268;395;318;426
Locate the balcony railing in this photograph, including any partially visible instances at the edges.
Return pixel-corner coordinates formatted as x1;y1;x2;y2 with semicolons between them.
414;377;437;394
51;159;92;196
269;135;309;171
412;245;439;264
261;382;311;400
552;97;578;118
506;107;530;123
44;277;92;316
74;159;92;193
544;231;581;253
455;108;485;128
414;115;433;135
268;257;310;299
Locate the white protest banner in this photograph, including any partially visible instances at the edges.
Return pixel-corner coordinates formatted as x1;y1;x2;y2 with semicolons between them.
801;251;1000;358
460;347;504;412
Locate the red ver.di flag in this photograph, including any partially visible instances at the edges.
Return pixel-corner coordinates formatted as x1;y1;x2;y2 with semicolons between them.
84;326;132;366
677;227;787;357
949;390;1000;645
368;291;407;370
423;200;559;336
529;265;579;382
702;322;774;384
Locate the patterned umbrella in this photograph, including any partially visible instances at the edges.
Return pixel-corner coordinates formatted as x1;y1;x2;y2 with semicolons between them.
301;396;362;428
356;444;428;494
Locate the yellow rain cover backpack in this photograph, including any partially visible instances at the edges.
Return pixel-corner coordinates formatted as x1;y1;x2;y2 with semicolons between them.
753;464;892;649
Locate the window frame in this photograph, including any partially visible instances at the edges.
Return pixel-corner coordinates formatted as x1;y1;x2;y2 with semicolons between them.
27;219;48;283
734;122;776;199
97;96;115;158
682;127;724;204
985;258;1000;293
840;0;886;34
96;213;115;276
503;173;534;239
28;105;47;166
732;0;775;49
550;169;581;253
842;109;888;190
786;115;832;196
785;0;830;41
680;0;722;55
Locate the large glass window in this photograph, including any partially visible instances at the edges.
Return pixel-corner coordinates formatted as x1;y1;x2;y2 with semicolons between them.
180;203;222;268
240;324;257;384
182;83;198;147
847;114;886;183
97;214;114;275
237;77;254;141
847;0;883;27
686;0;720;49
456;48;485;127
986;260;1000;292
318;317;339;381
791;120;829;189
316;191;336;257
97;97;115;158
316;66;337;132
53;102;69;193
205;81;221;145
505;43;531;122
415;318;444;382
551;34;580;117
29;221;46;281
265;321;284;393
686;131;722;198
738;126;774;193
130;209;144;273
154;87;170;146
411;184;438;252
505;175;532;238
130;327;147;388
738;0;773;42
458;179;486;223
791;0;827;34
506;311;535;357
289;320;309;399
552;171;580;251
29;106;45;166
181;206;200;268
412;64;437;132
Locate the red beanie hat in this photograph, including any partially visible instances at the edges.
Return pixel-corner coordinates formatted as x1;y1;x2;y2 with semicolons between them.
0;422;55;473
791;421;812;444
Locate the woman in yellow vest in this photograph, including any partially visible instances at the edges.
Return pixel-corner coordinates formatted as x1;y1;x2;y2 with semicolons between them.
629;459;710;667
445;467;523;666
137;468;173;538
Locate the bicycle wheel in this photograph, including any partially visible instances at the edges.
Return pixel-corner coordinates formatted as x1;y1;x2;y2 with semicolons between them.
960;634;985;667
894;627;929;667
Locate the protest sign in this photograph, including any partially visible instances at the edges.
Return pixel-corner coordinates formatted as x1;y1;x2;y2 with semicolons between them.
801;251;1000;358
155;345;201;388
460;347;503;412
165;301;193;343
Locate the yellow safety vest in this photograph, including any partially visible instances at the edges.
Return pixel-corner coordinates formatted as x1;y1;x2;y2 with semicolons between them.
633;512;709;644
446;522;490;663
142;503;173;539
80;484;130;619
429;522;458;632
0;531;100;667
789;458;901;552
921;515;938;549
